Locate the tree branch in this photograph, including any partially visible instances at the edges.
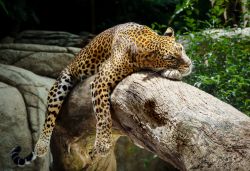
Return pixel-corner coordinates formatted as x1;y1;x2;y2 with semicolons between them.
51;72;250;171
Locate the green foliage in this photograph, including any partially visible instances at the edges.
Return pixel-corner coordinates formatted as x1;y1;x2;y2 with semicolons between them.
169;0;248;33
169;0;208;32
183;33;250;116
151;22;167;34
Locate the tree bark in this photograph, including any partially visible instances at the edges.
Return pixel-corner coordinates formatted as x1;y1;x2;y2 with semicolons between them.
51;72;250;171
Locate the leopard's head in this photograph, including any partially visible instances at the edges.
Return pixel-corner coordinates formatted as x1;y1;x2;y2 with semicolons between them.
137;27;192;77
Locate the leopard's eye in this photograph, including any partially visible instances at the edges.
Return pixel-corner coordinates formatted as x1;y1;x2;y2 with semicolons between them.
169;56;175;60
163;55;175;60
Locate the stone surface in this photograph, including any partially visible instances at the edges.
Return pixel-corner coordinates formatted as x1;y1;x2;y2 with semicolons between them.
14;30;95;48
177;27;250;49
0;43;81;78
0;64;55;171
0;82;33;171
14;52;74;78
202;27;250;38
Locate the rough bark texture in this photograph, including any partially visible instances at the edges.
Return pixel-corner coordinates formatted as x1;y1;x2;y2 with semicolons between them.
51;72;250;171
111;72;250;171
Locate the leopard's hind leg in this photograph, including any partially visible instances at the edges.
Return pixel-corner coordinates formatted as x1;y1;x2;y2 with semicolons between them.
11;69;75;166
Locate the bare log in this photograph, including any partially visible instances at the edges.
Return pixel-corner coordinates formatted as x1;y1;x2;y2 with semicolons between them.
51;72;250;171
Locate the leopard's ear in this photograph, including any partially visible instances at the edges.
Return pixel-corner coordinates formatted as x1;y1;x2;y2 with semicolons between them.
164;27;174;37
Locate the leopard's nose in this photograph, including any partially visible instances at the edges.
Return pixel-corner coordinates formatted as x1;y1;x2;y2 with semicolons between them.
183;61;193;76
181;59;192;69
187;59;192;66
187;60;193;70
183;57;192;66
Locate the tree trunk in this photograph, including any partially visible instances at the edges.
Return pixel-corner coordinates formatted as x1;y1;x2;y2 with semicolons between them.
51;72;250;171
240;0;250;27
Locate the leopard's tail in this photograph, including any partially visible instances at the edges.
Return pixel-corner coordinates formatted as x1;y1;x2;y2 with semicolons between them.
10;146;36;166
10;68;76;166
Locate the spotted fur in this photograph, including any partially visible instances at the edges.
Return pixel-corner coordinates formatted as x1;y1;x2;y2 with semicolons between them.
11;22;192;166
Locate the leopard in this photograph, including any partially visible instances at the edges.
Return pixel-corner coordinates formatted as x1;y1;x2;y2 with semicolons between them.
10;22;192;166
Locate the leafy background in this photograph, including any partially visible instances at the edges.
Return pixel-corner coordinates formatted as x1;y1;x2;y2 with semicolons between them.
184;34;250;116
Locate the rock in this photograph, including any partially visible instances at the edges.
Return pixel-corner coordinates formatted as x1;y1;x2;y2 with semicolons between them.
14;52;74;78
177;27;250;49
0;82;33;171
0;43;69;52
0;36;14;43
202;27;250;39
67;47;82;54
0;64;55;171
14;30;95;48
0;43;81;78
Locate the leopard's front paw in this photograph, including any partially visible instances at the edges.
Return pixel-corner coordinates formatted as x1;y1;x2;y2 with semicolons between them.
88;140;112;164
34;139;49;157
161;69;183;80
94;140;112;157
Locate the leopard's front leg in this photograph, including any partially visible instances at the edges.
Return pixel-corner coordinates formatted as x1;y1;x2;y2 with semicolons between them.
90;77;113;158
89;66;128;161
89;58;134;162
88;37;135;161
